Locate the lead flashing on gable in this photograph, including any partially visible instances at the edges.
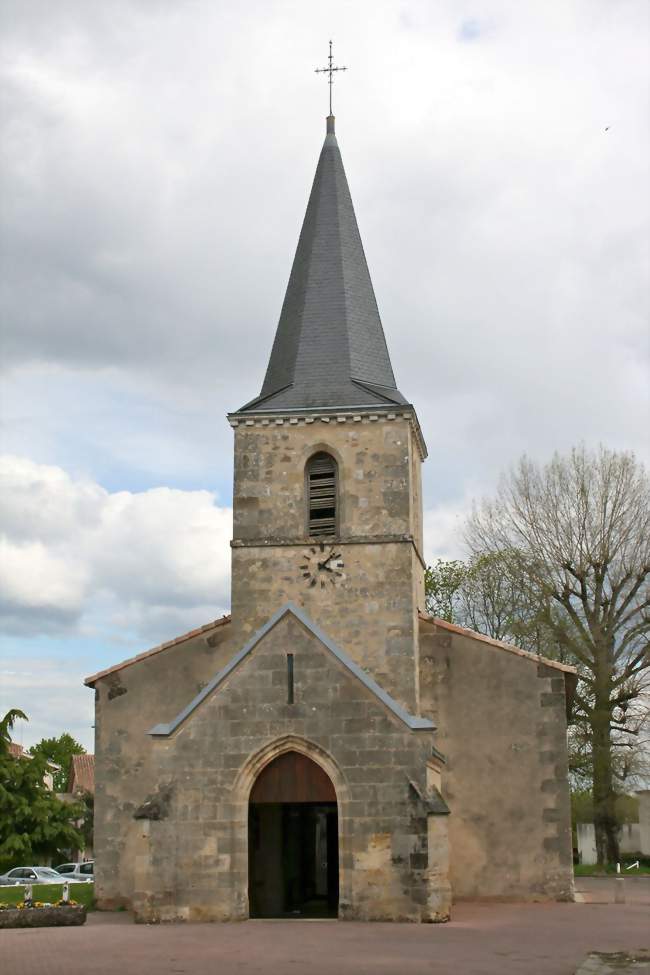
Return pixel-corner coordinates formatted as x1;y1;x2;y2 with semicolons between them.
148;602;435;738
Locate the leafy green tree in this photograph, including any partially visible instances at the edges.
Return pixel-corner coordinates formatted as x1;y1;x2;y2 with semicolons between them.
77;791;94;852
29;734;86;793
426;551;567;655
0;709;26;749
571;789;639;829
424;559;467;622
0;710;83;870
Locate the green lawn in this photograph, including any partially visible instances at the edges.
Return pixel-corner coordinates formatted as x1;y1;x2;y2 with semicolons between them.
0;882;95;909
574;863;650;876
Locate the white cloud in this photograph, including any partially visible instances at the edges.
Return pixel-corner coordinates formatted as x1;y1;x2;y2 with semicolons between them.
0;655;95;752
0;538;87;615
0;454;232;638
424;495;474;563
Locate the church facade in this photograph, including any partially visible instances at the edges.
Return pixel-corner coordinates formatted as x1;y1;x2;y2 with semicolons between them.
86;114;576;922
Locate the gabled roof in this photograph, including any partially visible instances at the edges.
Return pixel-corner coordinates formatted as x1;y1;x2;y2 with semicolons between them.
69;754;95;795
237;117;407;413
148;602;434;737
84;616;231;686
418;612;578;675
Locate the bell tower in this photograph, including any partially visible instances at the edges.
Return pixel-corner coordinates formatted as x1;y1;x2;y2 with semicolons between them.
228;114;427;712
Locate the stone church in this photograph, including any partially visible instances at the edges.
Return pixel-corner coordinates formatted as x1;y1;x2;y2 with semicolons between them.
86;112;576;923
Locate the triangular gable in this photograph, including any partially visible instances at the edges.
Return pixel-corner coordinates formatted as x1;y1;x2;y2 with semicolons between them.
148;602;434;738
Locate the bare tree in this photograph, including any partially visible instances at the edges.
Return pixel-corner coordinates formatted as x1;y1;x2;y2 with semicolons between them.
467;446;650;864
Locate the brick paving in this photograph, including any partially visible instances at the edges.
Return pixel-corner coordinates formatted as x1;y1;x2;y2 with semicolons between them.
575;877;650;905
1;899;649;975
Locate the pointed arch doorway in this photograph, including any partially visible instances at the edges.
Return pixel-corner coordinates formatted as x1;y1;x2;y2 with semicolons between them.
248;750;339;918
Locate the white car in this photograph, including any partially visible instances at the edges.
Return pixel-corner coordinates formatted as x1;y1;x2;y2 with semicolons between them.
53;861;94;883
0;866;66;886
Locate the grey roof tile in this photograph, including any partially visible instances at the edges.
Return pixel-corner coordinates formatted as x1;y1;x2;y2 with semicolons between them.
237;119;407;413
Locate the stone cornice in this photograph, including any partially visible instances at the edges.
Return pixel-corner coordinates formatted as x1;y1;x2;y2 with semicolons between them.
226;405;428;460
231;534;428;570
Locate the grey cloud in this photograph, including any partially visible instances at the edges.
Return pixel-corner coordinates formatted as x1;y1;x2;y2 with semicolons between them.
0;0;648;521
0;601;81;637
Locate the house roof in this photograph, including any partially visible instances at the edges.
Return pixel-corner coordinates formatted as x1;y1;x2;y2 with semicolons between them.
84;615;231;686
69;754;95;795
418;613;578;675
236;116;407;414
7;743;60;771
148;602;435;738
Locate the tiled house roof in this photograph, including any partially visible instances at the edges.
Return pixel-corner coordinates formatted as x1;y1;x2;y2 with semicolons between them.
69;754;95;795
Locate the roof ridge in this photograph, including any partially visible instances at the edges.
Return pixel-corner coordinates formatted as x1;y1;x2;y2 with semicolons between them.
85;615;232;686
350;378;406;405
418;612;577;674
237;383;294;413
331;136;352;380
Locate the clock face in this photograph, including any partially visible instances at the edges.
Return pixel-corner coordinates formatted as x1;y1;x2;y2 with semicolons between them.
300;542;345;589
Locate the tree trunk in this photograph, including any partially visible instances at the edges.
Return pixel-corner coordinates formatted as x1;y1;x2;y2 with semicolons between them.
591;691;619;865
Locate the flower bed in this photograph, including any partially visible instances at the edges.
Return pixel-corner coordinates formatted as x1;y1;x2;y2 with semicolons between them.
0;897;87;928
0;882;94;910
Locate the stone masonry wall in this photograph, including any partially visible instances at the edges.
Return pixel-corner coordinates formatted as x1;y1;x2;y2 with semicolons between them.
132;613;446;922
231;542;422;712
92;622;235;909
231;414;422;543
419;620;574;901
230;415;425;712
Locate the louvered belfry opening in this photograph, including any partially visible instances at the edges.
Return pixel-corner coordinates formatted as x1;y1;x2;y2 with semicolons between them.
307;452;337;538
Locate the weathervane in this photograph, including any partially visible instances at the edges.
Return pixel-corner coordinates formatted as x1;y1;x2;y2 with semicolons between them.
315;40;347;116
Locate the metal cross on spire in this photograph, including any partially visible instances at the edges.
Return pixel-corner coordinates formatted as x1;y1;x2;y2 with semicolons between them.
315;40;347;116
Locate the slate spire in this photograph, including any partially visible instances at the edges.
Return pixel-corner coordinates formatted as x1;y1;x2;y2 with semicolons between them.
238;116;407;413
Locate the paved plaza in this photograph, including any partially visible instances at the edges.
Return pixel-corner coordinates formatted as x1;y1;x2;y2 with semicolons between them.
1;882;649;975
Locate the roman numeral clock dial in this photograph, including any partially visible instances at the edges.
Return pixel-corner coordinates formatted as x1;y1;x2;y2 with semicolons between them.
300;542;345;589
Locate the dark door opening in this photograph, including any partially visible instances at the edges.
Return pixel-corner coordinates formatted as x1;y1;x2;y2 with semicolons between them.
249;802;338;918
248;752;339;919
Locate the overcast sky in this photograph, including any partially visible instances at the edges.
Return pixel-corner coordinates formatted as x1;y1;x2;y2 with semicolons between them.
1;0;648;751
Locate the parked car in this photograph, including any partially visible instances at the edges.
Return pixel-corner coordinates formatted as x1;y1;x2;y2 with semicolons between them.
0;866;66;886
54;861;94;883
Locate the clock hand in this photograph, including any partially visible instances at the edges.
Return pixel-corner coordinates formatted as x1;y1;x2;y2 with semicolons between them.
316;551;343;571
321;552;341;567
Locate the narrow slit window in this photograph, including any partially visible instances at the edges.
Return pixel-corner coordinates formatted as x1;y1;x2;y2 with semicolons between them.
306;452;337;538
287;654;294;704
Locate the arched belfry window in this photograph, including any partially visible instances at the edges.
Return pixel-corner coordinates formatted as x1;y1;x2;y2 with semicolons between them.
306;452;338;538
